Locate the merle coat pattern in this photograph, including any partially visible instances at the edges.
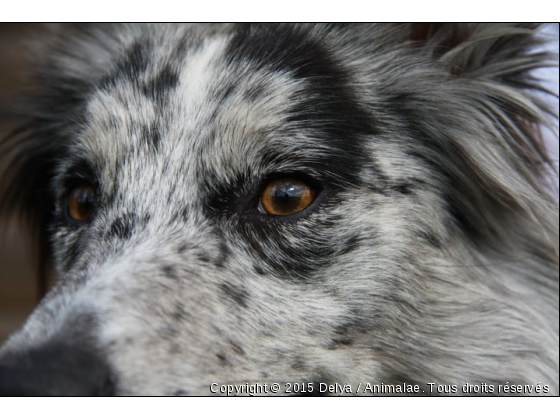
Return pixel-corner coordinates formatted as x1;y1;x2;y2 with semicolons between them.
0;23;558;395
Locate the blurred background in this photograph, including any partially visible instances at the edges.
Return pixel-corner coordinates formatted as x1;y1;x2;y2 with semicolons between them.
0;24;40;342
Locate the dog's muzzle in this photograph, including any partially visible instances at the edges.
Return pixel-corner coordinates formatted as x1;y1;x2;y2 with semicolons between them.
0;342;114;396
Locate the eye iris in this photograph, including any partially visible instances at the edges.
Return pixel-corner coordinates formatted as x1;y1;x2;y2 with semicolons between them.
261;179;316;216
68;185;95;222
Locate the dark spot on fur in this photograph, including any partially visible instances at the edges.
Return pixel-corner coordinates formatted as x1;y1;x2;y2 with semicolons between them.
243;83;267;102
64;238;84;270
291;359;306;371
366;183;385;195
177;242;190;253
177;207;189;223
140;213;151;226
172;389;189;396
169;35;190;63
216;353;229;366
331;319;368;345
227;339;246;356
219;282;249;308
328;337;354;349
446;196;480;240
217;83;236;103
215;241;230;267
108;215;134;240
171;303;187;321
162;265;179;281
253;264;266;275
341;235;362;255
363;163;391;195
391;182;414;195
142;64;179;104
206;83;237;125
141;122;162;151
99;41;150;89
368;161;390;185
171;207;189;224
197;252;211;263
418;229;441;248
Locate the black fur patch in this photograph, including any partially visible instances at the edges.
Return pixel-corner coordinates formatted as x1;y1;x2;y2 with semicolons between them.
107;214;134;240
341;235;362;255
215;240;230;268
177;242;190;253
232;206;361;281
99;41;150;90
418;229;442;248
391;182;414;195
227;339;246;356
243;83;267;102
162;265;179;281
219;282;249;308
253;264;266;275
196;24;381;280
64;236;85;271
142;65;179;105
327;337;355;349
216;353;229;366
141;122;162;151
226;23;376;187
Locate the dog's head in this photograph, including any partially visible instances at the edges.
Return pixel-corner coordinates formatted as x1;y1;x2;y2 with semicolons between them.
0;23;558;395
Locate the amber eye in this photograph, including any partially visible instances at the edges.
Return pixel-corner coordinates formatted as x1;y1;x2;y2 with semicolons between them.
260;178;317;216
67;184;95;222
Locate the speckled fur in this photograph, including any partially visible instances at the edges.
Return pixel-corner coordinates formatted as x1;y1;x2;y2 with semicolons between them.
0;23;558;395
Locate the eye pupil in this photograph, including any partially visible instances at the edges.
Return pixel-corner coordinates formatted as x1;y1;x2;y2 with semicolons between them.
274;184;300;208
67;184;95;222
261;178;316;216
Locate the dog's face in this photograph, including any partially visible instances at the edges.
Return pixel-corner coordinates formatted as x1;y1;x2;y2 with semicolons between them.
0;24;558;396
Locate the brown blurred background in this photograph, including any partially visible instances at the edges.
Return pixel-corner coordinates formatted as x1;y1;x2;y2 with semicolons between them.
0;24;41;343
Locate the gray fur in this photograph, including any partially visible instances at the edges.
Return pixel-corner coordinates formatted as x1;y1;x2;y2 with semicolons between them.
0;23;558;395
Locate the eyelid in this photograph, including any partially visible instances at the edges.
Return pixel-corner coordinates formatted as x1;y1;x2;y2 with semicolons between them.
61;162;96;187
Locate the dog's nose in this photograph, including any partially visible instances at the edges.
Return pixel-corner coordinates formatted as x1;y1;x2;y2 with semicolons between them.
0;343;114;396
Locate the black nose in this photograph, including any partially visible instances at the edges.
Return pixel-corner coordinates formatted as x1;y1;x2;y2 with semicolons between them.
0;343;114;396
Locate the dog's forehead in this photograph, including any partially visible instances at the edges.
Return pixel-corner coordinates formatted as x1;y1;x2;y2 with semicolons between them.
60;23;374;218
78;36;299;184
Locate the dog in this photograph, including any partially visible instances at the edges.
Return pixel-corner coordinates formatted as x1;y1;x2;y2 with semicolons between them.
0;23;557;396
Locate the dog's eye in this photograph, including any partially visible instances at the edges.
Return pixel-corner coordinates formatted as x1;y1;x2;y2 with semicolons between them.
259;178;316;216
67;184;95;222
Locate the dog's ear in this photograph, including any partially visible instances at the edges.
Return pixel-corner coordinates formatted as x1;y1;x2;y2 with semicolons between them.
388;24;558;252
404;23;551;76
0;24;122;296
0;24;139;219
410;23;557;178
408;23;558;169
